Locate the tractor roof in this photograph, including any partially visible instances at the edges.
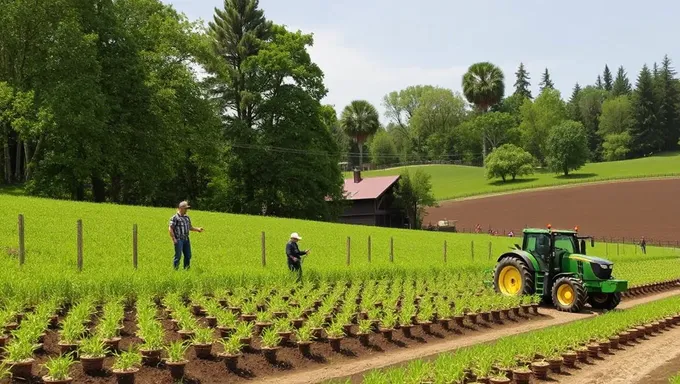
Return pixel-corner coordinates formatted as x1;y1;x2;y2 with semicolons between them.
523;228;578;235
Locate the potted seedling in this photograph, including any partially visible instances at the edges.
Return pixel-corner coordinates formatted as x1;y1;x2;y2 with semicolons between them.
139;326;164;366
511;361;532;384
177;315;198;340
164;340;190;381
235;321;254;348
288;306;306;329
306;313;325;339
260;325;282;364
295;325;315;356
79;337;107;374
240;301;257;322
112;349;142;384
274;318;293;345
5;339;36;380
202;301;220;328
255;310;273;335
215;310;237;338
41;354;75;384
417;304;434;334
191;326;214;359
520;295;532;314
399;307;415;337
530;357;550;380
326;321;345;352
379;311;397;341
218;334;243;371
530;294;541;314
189;291;205;316
353;319;370;347
97;317;122;353
0;361;11;384
58;317;85;356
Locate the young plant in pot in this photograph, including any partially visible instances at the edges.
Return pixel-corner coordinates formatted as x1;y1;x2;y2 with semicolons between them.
240;301;257;323
416;301;435;334
260;324;283;364
191;326;215;359
4;339;37;380
111;349;142;384
379;310;398;341
234;321;254;349
78;337;108;375
399;306;416;337
138;325;165;367
215;309;237;338
218;334;243;371
294;324;316;356
177;314;198;340
273;317;294;345
255;310;274;335
355;319;373;347
189;290;206;316
164;340;190;381
472;351;495;383
96;316;122;354
288;305;306;329
268;295;289;319
0;361;11;384
435;299;452;330
202;300;221;328
58;317;85;356
325;321;345;353
41;354;76;384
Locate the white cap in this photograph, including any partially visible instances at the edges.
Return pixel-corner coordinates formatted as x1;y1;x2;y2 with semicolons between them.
290;232;302;240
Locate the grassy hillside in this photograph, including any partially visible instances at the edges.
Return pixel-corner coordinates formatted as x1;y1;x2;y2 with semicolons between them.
0;195;676;300
346;152;680;201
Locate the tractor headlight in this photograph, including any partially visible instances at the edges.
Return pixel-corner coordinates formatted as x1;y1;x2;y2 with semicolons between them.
599;264;609;269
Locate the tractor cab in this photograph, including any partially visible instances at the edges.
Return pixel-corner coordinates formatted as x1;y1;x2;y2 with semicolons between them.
493;224;628;313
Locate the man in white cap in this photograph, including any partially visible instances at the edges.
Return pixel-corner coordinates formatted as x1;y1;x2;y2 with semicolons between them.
168;200;204;270
286;232;309;282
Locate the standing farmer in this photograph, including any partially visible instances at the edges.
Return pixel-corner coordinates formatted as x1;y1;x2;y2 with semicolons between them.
640;237;647;255
286;232;309;282
169;201;204;270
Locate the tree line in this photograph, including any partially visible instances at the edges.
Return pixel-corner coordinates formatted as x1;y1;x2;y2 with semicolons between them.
1;0;678;223
349;58;680;178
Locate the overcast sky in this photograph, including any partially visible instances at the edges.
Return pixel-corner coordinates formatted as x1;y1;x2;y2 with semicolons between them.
165;0;680;121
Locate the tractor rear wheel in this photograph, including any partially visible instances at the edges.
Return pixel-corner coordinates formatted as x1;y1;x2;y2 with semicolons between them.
493;257;534;296
587;292;622;310
551;277;588;313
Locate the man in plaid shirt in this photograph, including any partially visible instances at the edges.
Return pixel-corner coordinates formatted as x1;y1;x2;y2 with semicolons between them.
169;200;204;269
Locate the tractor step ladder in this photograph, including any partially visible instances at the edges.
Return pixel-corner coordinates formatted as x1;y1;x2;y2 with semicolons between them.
535;271;545;295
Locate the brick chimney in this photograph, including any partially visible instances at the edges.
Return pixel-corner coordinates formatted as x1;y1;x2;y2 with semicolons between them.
353;168;362;183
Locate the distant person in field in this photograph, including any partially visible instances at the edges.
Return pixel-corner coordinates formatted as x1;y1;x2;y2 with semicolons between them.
286;232;309;283
640;237;647;254
168;200;204;270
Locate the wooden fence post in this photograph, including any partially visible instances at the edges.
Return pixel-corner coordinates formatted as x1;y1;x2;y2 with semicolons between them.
261;231;266;267
346;236;351;266
443;240;447;263
390;237;394;263
18;214;25;266
471;240;474;261
77;219;83;271
132;224;138;269
617;243;620;256
367;235;371;263
488;242;492;260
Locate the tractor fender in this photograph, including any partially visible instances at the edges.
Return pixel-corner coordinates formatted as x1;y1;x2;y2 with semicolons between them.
497;250;538;273
550;272;580;285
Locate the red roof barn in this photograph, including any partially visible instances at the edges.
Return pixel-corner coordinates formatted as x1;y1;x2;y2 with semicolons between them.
337;169;407;227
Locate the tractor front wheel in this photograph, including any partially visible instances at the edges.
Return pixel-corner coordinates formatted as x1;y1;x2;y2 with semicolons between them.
551;277;588;313
493;257;534;296
587;292;622;310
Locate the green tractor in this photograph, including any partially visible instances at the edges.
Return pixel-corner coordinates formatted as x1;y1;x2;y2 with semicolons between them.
493;226;628;313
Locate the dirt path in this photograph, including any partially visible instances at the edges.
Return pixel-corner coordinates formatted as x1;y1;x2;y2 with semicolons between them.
550;321;680;384
251;289;680;384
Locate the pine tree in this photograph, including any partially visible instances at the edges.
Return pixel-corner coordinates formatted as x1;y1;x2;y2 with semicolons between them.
656;55;680;150
567;82;583;122
595;75;603;90
513;62;532;99
539;68;554;92
603;65;613;92
631;64;661;156
612;66;632;96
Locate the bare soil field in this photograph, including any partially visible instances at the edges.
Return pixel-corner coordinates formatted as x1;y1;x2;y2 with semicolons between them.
423;178;680;243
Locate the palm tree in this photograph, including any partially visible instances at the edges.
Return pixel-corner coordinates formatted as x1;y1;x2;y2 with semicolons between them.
462;62;505;163
340;100;381;169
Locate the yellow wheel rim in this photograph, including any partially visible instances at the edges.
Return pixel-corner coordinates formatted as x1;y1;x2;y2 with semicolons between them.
498;265;522;295
557;284;575;306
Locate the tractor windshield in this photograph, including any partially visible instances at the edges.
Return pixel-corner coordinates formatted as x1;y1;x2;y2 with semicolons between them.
554;234;578;254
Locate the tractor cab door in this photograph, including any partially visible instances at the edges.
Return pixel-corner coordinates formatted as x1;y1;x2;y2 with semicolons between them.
523;233;551;272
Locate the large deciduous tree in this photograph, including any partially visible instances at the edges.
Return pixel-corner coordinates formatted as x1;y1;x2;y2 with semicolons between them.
484;143;535;182
546;120;590;176
207;0;345;220
518;88;567;166
462;62;505;162
340;100;381;169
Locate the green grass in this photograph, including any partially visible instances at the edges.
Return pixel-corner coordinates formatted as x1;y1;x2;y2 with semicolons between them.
0;194;677;301
347;152;680;201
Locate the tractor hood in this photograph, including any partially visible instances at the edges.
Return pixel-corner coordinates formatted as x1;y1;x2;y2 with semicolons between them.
568;254;613;266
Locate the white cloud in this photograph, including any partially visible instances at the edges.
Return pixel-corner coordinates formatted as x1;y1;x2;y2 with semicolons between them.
303;28;470;122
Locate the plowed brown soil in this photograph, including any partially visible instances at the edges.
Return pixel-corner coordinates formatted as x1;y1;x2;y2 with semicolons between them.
423;178;680;243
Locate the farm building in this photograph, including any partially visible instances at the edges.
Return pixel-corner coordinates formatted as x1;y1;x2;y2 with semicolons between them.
337;169;407;227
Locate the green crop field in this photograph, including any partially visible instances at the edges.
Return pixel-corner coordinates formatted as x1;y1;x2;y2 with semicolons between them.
0;194;677;301
346;151;680;201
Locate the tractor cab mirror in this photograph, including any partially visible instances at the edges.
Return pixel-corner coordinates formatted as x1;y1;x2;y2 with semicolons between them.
580;239;586;255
